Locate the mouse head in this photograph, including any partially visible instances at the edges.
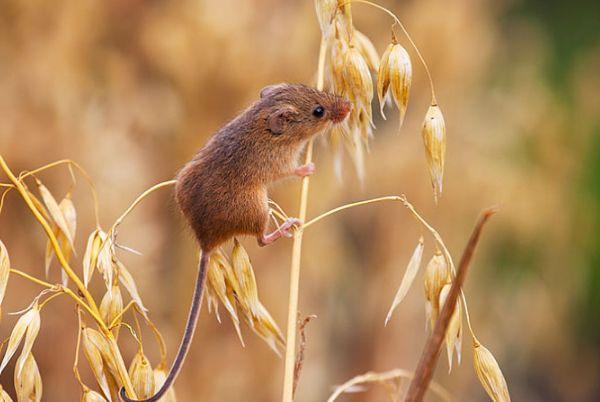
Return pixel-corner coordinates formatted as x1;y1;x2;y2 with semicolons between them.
259;83;351;143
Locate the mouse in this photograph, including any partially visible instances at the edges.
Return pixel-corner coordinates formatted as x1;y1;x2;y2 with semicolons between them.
120;83;351;402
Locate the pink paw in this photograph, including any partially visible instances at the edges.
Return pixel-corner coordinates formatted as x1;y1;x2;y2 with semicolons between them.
295;163;316;178
279;217;303;237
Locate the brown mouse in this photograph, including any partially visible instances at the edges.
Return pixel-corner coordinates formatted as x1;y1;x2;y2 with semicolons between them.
121;83;351;402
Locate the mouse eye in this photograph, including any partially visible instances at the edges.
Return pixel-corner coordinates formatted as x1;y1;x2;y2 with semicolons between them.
312;105;325;118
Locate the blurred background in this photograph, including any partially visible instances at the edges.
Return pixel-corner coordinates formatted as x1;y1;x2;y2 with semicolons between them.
0;0;598;401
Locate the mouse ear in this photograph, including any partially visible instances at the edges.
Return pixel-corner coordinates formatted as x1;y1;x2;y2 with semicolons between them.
267;106;299;134
260;83;287;99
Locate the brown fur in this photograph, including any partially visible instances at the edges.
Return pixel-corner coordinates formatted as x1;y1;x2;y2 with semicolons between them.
175;83;351;250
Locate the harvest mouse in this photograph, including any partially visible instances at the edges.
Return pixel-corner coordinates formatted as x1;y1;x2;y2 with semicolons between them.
120;83;351;402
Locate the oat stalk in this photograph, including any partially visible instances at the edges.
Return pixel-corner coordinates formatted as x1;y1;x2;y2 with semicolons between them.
281;35;328;402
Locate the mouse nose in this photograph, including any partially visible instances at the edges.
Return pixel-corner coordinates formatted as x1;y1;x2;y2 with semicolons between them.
332;99;352;123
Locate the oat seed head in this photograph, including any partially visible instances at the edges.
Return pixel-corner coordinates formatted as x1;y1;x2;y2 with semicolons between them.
153;367;177;402
14;353;42;402
0;385;13;402
82;389;108;402
473;342;511;402
0;240;10;309
388;44;412;130
128;349;155;400
0;306;40;375
421;104;446;202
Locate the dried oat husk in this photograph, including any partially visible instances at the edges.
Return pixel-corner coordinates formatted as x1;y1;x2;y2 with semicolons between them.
421;104;446;202
81;388;108;402
385;237;425;326
423;252;450;329
0;240;10;312
128;350;155;400
14;353;42;402
36;181;74;249
388;44;412;129
438;284;462;371
231;239;260;317
315;0;338;37
353;30;379;71
100;284;123;337
153;366;177;402
83;229;105;287
0;385;13;402
343;47;373;125
82;328;113;400
473;341;511;402
0;306;41;375
377;43;394;119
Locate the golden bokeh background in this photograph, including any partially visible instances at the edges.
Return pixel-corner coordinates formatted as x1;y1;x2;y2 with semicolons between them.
0;0;598;401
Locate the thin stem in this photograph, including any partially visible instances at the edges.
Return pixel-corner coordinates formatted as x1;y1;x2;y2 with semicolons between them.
39;292;64;310
18;159;101;227
281;34;328;402
404;208;496;402
304;195;402;228
73;307;86;389
135;305;168;366
342;0;437;103
10;268;55;288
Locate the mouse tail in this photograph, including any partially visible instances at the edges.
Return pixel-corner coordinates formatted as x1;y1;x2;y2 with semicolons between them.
120;250;210;402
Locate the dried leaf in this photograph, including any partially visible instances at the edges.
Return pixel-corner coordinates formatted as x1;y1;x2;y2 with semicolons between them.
385;237;425;326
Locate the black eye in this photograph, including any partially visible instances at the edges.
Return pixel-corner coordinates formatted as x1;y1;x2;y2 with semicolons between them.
312;105;325;118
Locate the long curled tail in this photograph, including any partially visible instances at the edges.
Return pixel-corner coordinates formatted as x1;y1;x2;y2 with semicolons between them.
120;251;210;402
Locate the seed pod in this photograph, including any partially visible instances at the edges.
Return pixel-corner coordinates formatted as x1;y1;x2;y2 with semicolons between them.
0;306;40;375
82;389;108;402
128;350;155;400
100;285;123;335
153;367;177;402
353;30;379;71
14;353;42;402
0;385;13;402
438;284;462;371
423;252;450;329
315;0;337;37
0;240;10;310
388;44;412;129
377;43;394;119
422;104;446;202
473;341;511;402
385;237;425;326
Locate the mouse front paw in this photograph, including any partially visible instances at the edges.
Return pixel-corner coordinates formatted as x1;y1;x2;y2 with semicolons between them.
294;163;315;178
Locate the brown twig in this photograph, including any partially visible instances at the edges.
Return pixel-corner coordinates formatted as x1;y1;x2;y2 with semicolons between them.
404;207;497;402
293;314;317;399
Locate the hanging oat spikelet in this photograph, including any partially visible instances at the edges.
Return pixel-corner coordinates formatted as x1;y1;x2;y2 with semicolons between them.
0;240;10;313
128;350;155;400
0;305;41;374
206;251;242;342
247;302;285;356
231;239;260;317
315;0;337;37
82;328;122;388
353;30;380;71
83;229;105;287
14;353;42;402
385;237;425;326
423;252;450;329
153;367;177;402
438;283;462;371
82;328;112;400
115;259;148;313
377;43;394;119
421;104;446;202
0;385;13;402
100;284;123;335
473;341;511;402
36;181;75;249
343;47;373;125
388;44;412;129
82;388;108;402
